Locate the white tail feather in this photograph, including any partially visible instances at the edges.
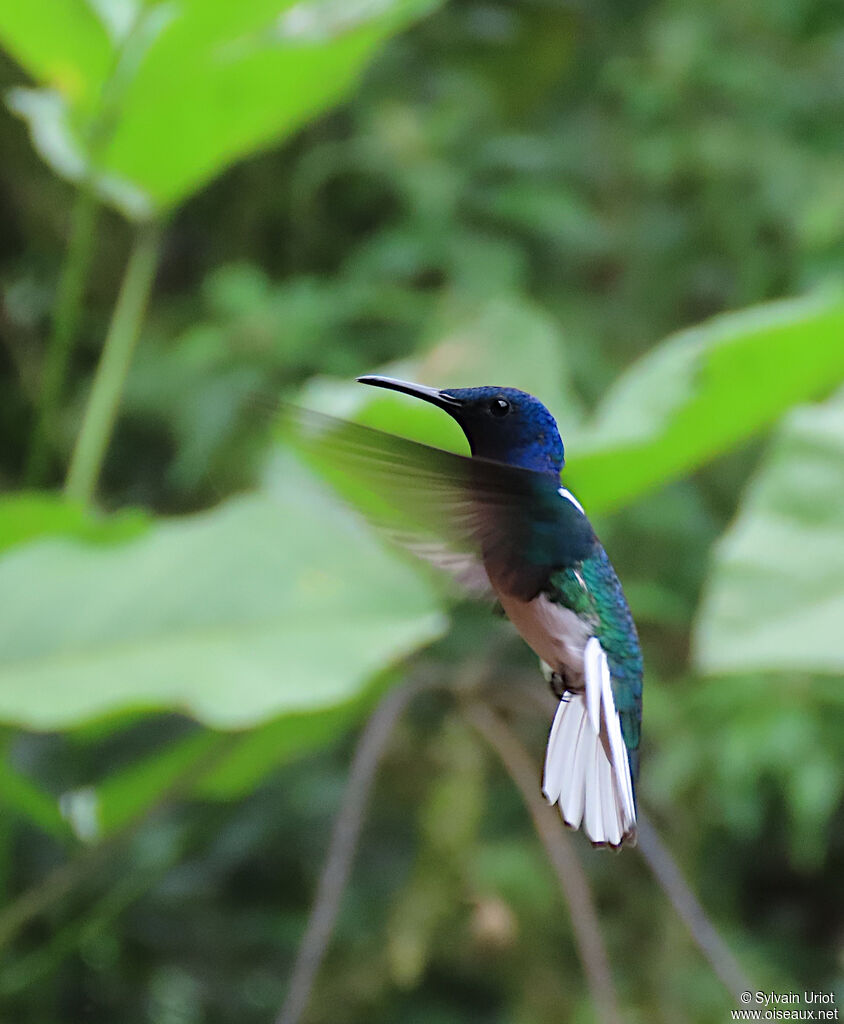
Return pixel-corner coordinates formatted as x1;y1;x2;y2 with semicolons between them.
584;638;602;734
542;637;637;848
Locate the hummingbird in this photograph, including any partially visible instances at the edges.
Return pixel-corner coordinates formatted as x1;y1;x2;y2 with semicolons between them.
291;376;643;848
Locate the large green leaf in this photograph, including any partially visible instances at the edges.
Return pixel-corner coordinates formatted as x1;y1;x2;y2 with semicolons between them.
565;290;844;512
693;390;844;677
1;0;440;217
0;458;445;729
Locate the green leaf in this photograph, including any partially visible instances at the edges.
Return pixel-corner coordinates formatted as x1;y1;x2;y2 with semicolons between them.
0;755;71;841
0;0;111;108
0;459;446;729
94;731;222;834
92;668;399;835
693;389;844;677
195;683;387;797
0;493;148;556
1;0;442;217
566;290;844;512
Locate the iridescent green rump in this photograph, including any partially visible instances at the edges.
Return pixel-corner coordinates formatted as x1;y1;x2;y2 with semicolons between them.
546;545;643;774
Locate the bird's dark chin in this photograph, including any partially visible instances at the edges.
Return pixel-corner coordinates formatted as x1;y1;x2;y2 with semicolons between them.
356;375;462;413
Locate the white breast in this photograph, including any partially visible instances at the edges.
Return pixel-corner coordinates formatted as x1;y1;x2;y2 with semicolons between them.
495;590;591;684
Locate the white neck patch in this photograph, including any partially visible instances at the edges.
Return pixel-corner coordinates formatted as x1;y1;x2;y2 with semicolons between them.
558;487;585;515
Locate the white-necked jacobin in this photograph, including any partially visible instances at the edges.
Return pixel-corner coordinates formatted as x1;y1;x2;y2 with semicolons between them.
293;376;643;848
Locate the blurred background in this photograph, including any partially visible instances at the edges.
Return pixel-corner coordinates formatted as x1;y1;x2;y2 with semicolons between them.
0;1;843;1022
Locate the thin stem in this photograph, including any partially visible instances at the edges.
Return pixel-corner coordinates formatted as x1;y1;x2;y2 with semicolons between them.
25;186;100;485
65;220;163;504
636;812;753;1001
22;0;145;488
0;837;179;995
464;703;624;1024
491;681;755;1002
0;829;125;952
275;678;432;1024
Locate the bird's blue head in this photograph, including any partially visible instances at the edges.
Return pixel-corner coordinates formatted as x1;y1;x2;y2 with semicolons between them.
357;376;565;476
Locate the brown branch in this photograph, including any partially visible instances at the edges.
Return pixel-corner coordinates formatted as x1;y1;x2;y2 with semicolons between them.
274;677;434;1024
636;812;754;1001
464;703;624;1024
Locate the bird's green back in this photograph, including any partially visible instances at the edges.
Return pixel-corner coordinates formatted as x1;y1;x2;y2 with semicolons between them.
547;546;643;773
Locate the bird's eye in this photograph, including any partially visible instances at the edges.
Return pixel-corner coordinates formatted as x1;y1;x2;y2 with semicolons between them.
490;398;511;417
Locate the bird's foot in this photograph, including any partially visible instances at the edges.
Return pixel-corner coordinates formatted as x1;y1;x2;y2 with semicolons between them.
548;671;570;701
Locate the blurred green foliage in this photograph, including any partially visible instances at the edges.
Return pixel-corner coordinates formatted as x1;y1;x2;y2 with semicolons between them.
1;0;441;217
0;0;843;1022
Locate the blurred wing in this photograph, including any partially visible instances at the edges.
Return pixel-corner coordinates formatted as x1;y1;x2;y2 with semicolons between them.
285;405;595;601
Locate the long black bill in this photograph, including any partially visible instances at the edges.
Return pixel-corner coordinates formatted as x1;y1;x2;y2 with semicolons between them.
356;375;461;412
